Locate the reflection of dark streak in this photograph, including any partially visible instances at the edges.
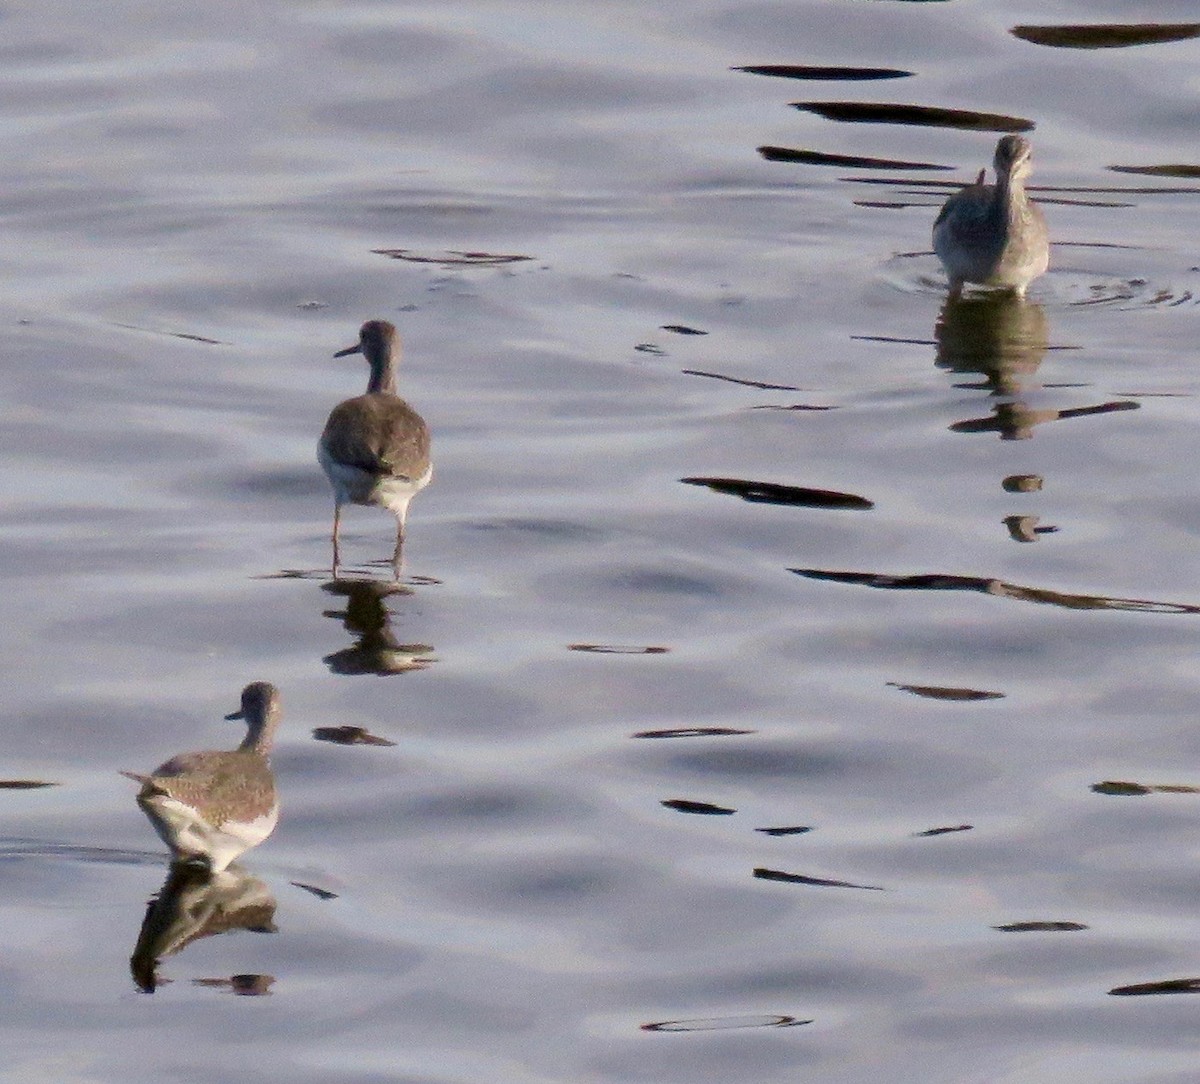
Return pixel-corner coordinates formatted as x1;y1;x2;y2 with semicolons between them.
756;826;813;836
792;568;1200;614
633;727;755;739
1110;163;1200;179
1036;198;1134;209
915;825;973;837
291;881;339;901
662;799;736;815
793;101;1033;132
995;921;1087;932
683;477;873;510
1092;780;1199;796
1055;241;1147;251
111;322;224;345
735;64;911;81
759;145;949;171
950;400;1138;435
849;178;1200;195
372;248;533;266
888;682;1004;701
312;726;396;747
569;644;669;655
1115;391;1193;398
1110;978;1200;996
749;404;836;412
682;368;800;391
853;334;936;347
0;780;57;789
754;867;885;891
855;201;921;209
1012;23;1200;50
642;1014;812;1032
660;325;707;335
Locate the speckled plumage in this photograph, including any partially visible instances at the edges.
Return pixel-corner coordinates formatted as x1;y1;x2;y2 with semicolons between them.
933;135;1049;299
122;682;281;873
318;320;432;574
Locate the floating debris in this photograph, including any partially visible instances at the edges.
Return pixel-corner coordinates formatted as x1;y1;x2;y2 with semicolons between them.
915;824;974;837
755;825;813;837
0;780;58;789
660;324;707;335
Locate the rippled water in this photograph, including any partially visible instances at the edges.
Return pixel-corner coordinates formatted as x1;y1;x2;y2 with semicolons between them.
3;1;1200;1081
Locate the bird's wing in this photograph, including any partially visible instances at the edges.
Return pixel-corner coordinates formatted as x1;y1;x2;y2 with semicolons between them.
323;396;430;480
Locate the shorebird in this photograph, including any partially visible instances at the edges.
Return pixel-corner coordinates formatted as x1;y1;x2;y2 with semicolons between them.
122;682;281;874
933;135;1049;299
318;320;432;576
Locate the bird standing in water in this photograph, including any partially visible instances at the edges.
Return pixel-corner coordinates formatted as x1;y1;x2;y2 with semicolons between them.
318;320;432;577
933;135;1049;299
122;682;282;874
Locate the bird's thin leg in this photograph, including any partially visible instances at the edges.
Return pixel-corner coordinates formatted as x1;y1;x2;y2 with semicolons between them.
331;503;342;578
947;279;964;302
392;516;406;580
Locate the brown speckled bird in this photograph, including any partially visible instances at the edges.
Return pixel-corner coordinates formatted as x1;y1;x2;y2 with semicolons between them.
317;320;432;576
122;682;281;873
933;135;1050;299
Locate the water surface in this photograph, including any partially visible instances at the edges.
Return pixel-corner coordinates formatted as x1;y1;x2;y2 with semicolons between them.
2;1;1200;1082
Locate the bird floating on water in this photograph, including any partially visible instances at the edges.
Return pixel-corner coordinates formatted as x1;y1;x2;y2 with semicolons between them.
933;135;1049;300
318;320;432;576
121;682;281;874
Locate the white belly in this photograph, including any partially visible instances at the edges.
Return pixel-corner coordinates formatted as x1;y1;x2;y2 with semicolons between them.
319;444;432;513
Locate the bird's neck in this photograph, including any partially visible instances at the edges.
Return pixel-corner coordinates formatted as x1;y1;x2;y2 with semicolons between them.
366;350;398;395
238;714;278;755
994;171;1027;223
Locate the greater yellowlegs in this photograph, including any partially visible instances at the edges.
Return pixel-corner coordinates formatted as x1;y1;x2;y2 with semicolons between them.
318;320;432;575
122;682;281;873
933;135;1049;299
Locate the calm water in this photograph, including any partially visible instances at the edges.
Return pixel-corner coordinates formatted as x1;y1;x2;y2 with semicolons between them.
2;1;1200;1081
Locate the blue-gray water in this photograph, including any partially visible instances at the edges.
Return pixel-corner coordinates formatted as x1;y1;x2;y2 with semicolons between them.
2;1;1200;1081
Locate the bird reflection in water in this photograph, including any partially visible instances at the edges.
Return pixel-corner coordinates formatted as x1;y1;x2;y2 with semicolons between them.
935;293;1137;440
321;578;435;676
130;862;277;994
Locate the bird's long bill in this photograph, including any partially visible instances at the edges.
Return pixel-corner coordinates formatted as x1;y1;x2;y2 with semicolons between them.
333;342;363;358
224;708;245;721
